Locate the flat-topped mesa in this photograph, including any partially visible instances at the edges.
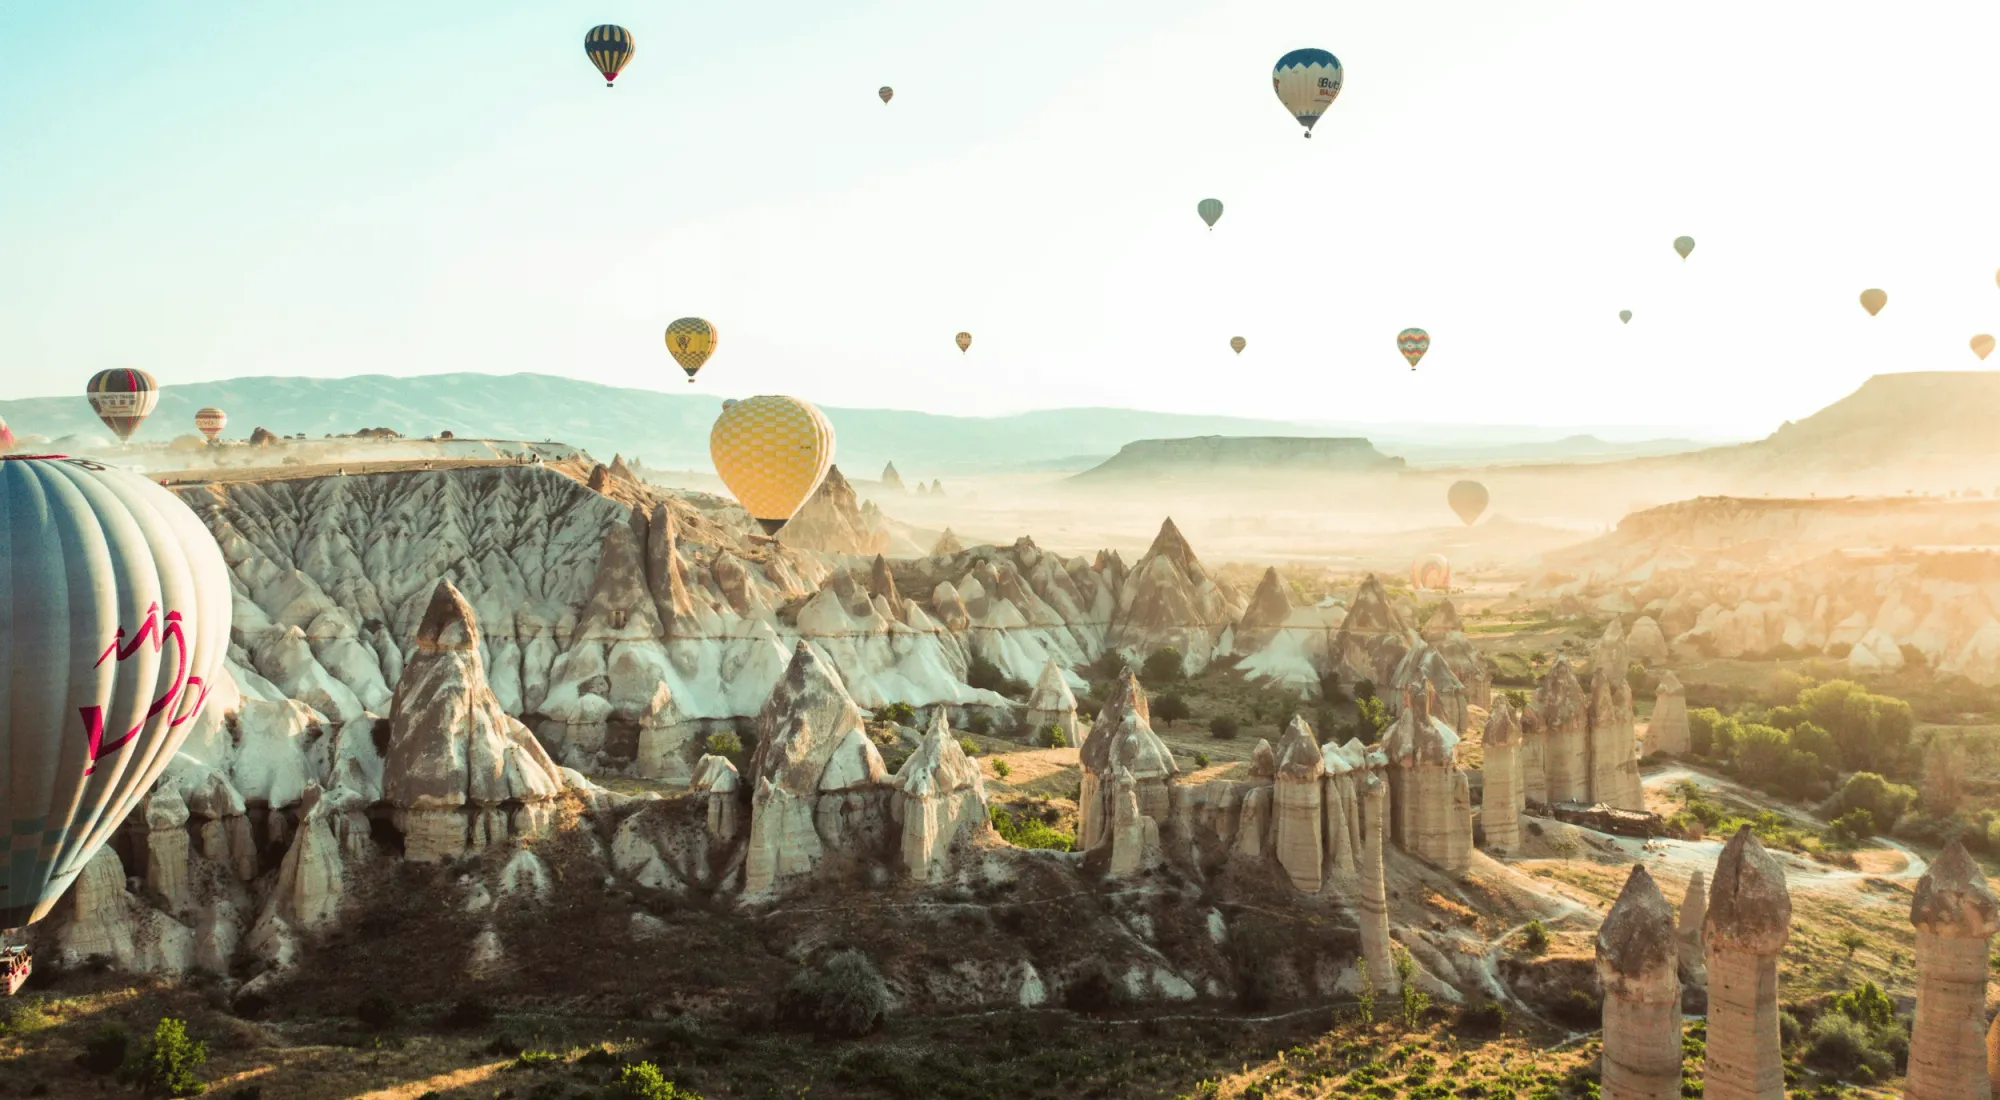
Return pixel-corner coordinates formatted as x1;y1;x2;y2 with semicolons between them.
1023;657;1080;746
384;580;563;862
1272;716;1326;893
891;709;990;883
1907;839;2000;1100
1703;826;1792;1100
1480;697;1523;852
1106;517;1243;673
930;528;964;557
1646;671;1690;757
1077;671;1176;854
1597;865;1684;1100
1535;655;1589;803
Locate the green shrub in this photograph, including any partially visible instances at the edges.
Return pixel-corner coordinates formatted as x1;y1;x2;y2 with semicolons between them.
128;1017;207;1098
1806;1013;1872;1072
991;759;1011;778
513;1049;562;1070
1458;999;1507;1035
1194;752;1210;768
989;805;1075;851
1208;716;1241;740
967;654;1030;698
1392;946;1431;1031
1831;980;1896;1030
704;730;742;758
1353;695;1388;745
878;702;916;727
958;737;979;757
1141;647;1184;685
355;994;399;1031
1153;692;1191;728
1829;773;1916;834
776;950;889;1038
603;1061;704;1100
967;713;993;736
1034;723;1068;749
79;1024;129;1075
1518;920;1549;955
1063;961;1129;1014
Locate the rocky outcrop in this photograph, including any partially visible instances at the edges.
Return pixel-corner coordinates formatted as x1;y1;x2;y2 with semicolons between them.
1587;621;1643;810
931;528;964;556
891;709;990;882
382;580;563;862
1022;658;1079;746
1381;687;1471;873
1646;671;1689;757
1078;672;1176;854
1596;865;1683;1100
1272;717;1325;893
1106;766;1165;877
1326;575;1410;692
1628;616;1670;663
1703;826;1792;1100
1392;641;1470;734
52;848;194;975
1358;773;1395;992
880;462;905;492
1678;870;1708;983
1480;698;1522;852
1907;839;2000;1100
1534;656;1589;803
1421;601;1492;712
145;786;194;915
783;466;890;555
1106;518;1243;673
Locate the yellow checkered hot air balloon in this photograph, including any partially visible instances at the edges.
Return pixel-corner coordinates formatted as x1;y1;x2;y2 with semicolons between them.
585;25;634;88
665;318;717;382
710;395;835;534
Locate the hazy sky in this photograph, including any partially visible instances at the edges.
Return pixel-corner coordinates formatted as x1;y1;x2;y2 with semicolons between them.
2;1;1996;437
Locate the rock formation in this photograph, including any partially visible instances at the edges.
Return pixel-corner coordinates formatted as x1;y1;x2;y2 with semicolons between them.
891;709;990;882
1628;615;1670;663
1358;773;1395;992
1320;739;1369;874
1107;517;1244;673
1907;838;2000;1100
1272;717;1325;893
1586;621;1644;810
1381;687;1471;872
52;848;194;974
1326;574;1411;692
1703;826;1791;1100
782;466;890;555
1479;698;1522;852
1646;671;1690;757
1421;600;1492;712
931;528;964;556
880;462;905;491
1534;656;1589;803
1077;672;1176;855
1596;865;1683;1100
1022;657;1080;746
1677;870;1708;983
383;580;563;861
1392;641;1470;734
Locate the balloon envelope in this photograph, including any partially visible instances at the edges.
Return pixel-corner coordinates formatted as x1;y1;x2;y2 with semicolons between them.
1272;49;1342;137
86;369;158;442
1673;236;1695;260
878;86;893;103
585;25;634;85
193;408;226;442
1975;335;1996;361
1619;310;1632;324
0;455;231;927
709;396;835;534
1397;328;1430;369
1230;336;1246;354
1447;480;1488;526
1197;199;1223;228
1411;553;1451;591
1859;288;1887;316
665;318;718;382
955;332;972;353
0;418;14;454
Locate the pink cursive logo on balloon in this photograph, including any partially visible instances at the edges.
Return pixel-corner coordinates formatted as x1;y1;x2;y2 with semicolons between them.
75;603;208;776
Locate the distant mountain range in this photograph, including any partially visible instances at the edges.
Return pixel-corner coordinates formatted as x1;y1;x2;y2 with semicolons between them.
0;370;1721;476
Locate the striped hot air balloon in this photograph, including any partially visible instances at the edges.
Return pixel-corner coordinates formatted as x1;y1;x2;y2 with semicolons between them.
585;25;634;87
879;86;894;104
86;369;158;442
1273;49;1343;138
1230;337;1246;354
709;396;835;535
1198;199;1223;229
193;408;226;442
1411;553;1451;591
1397;328;1430;370
0;455;232;928
665;318;718;382
955;332;972;353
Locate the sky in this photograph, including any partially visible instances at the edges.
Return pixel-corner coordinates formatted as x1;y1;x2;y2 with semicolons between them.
1;0;1997;439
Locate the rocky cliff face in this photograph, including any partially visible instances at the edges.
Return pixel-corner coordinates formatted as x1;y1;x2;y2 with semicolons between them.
1107;518;1245;672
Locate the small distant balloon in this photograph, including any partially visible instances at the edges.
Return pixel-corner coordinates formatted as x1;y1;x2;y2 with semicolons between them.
1411;553;1451;591
1272;49;1343;138
1859;288;1887;316
194;407;227;442
1619;310;1632;324
1447;480;1488;526
584;25;634;87
1397;328;1429;370
955;332;972;353
86;369;159;442
1975;335;1996;361
1197;199;1223;229
1673;236;1696;260
1230;336;1246;355
665;318;718;383
879;86;893;104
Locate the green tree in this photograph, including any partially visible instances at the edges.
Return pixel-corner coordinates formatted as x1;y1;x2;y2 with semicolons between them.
604;1062;705;1100
129;1017;207;1098
1830;772;1917;833
1034;723;1068;749
1141;647;1184;685
1354;695;1389;745
1392;946;1430;1032
1208;715;1241;740
1153;692;1191;728
1797;680;1915;773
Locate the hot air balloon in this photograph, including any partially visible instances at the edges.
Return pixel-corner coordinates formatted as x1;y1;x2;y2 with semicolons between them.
86;369;158;443
0;455;232;928
193;408;226;443
879;86;893;104
1198;199;1223;229
709;396;835;535
665;318;717;383
1272;49;1342;138
1230;336;1246;355
0;417;14;454
1975;335;1996;361
1410;553;1451;591
955;332;972;353
1673;236;1695;260
1619;310;1632;324
1859;289;1886;316
1397;329;1429;370
1447;480;1488;526
585;24;634;87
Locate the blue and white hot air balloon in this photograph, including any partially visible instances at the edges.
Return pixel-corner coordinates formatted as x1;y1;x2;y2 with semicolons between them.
1273;49;1343;138
0;455;231;929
